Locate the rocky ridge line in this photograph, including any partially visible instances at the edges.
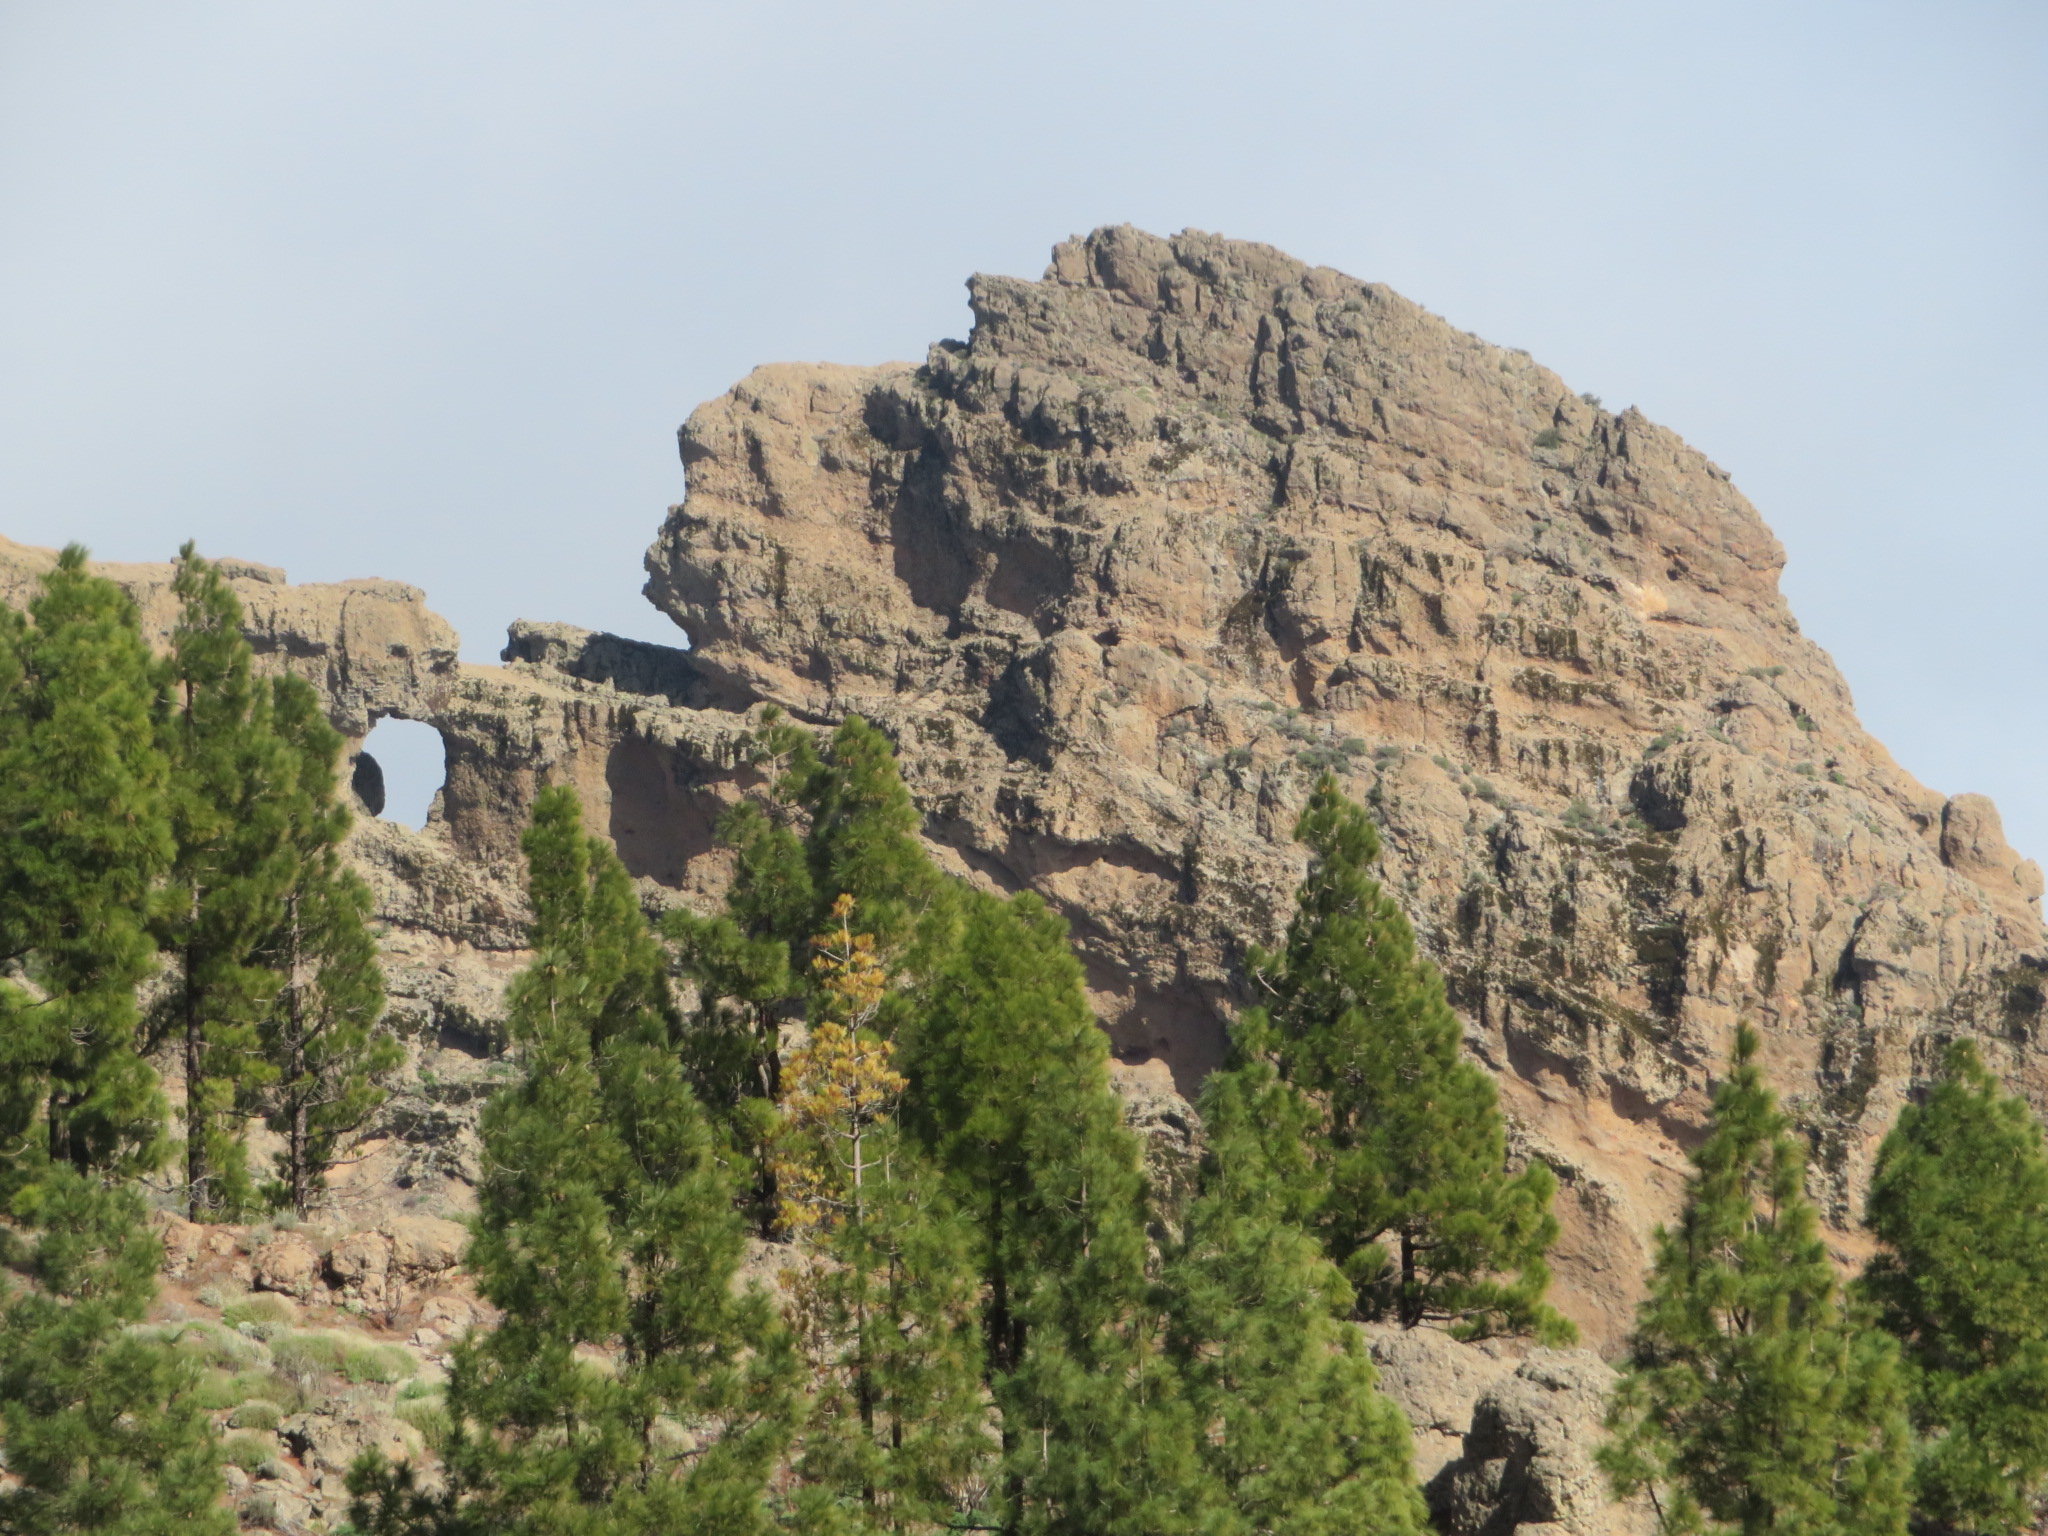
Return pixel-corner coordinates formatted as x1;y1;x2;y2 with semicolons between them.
8;228;2043;1352
6;226;2043;1536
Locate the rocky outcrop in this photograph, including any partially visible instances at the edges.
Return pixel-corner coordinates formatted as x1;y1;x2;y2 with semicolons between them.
143;1210;476;1533
1367;1326;1651;1535
636;226;2047;1346
0;535;459;737
9;228;2046;1362
1368;1325;1522;1484
1430;1353;1655;1536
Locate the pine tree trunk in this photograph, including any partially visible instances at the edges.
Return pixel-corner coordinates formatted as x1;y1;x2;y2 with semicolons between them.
887;1249;905;1455
988;1186;1024;1534
185;935;204;1223
46;1077;75;1171
987;1190;1013;1374
182;674;206;1224
1400;1229;1419;1329
759;1002;782;1102
290;1102;308;1213
856;1283;876;1507
287;895;310;1216
754;1002;781;1236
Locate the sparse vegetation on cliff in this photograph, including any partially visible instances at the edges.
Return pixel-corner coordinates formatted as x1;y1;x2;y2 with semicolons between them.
1249;776;1571;1344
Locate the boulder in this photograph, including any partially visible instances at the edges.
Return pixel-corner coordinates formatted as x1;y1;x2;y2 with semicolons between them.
384;1214;468;1277
281;1399;415;1478
1430;1351;1655;1536
251;1235;322;1298
151;1213;204;1280
417;1289;483;1336
326;1231;394;1302
1366;1325;1521;1482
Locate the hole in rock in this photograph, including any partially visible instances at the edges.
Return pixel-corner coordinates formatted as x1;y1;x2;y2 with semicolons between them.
357;718;447;831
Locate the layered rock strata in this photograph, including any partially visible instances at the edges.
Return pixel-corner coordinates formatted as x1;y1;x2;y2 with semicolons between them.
7;227;2043;1359
637;227;2048;1345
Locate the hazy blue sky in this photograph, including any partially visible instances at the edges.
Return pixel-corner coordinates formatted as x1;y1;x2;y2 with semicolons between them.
3;3;2043;849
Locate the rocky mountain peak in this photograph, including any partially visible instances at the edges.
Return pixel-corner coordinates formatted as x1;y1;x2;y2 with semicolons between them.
12;229;2042;1357
642;226;2046;1344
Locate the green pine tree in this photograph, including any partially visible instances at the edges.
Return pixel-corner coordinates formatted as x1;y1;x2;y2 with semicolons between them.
1257;775;1567;1341
1163;1007;1429;1536
154;545;295;1220
0;546;173;1183
902;887;1204;1536
259;675;398;1216
775;914;993;1532
1861;1039;2048;1535
1599;1024;1910;1536
666;790;807;1227
669;713;951;1232
354;786;797;1536
0;1165;233;1536
0;548;229;1534
781;715;945;966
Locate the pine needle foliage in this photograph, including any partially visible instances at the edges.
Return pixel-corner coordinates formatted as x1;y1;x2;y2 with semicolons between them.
777;898;993;1532
0;1163;232;1536
1861;1039;2048;1535
1163;1007;1429;1536
902;887;1204;1536
1256;775;1567;1340
1599;1025;1910;1536
665;791;804;1215
780;717;945;964
353;786;797;1536
0;548;230;1534
154;545;297;1220
669;714;951;1232
779;1168;993;1536
258;676;397;1215
0;547;173;1183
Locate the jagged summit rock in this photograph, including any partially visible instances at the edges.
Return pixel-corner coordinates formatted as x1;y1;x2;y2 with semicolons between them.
7;228;2044;1358
638;226;2048;1341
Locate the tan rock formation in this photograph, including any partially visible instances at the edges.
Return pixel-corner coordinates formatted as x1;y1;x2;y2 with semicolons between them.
640;226;2048;1348
1430;1352;1656;1536
0;534;459;736
8;227;2044;1366
1367;1324;1521;1484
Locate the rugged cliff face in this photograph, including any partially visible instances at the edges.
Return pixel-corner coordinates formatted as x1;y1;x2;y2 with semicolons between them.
9;227;2043;1359
642;226;2048;1344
